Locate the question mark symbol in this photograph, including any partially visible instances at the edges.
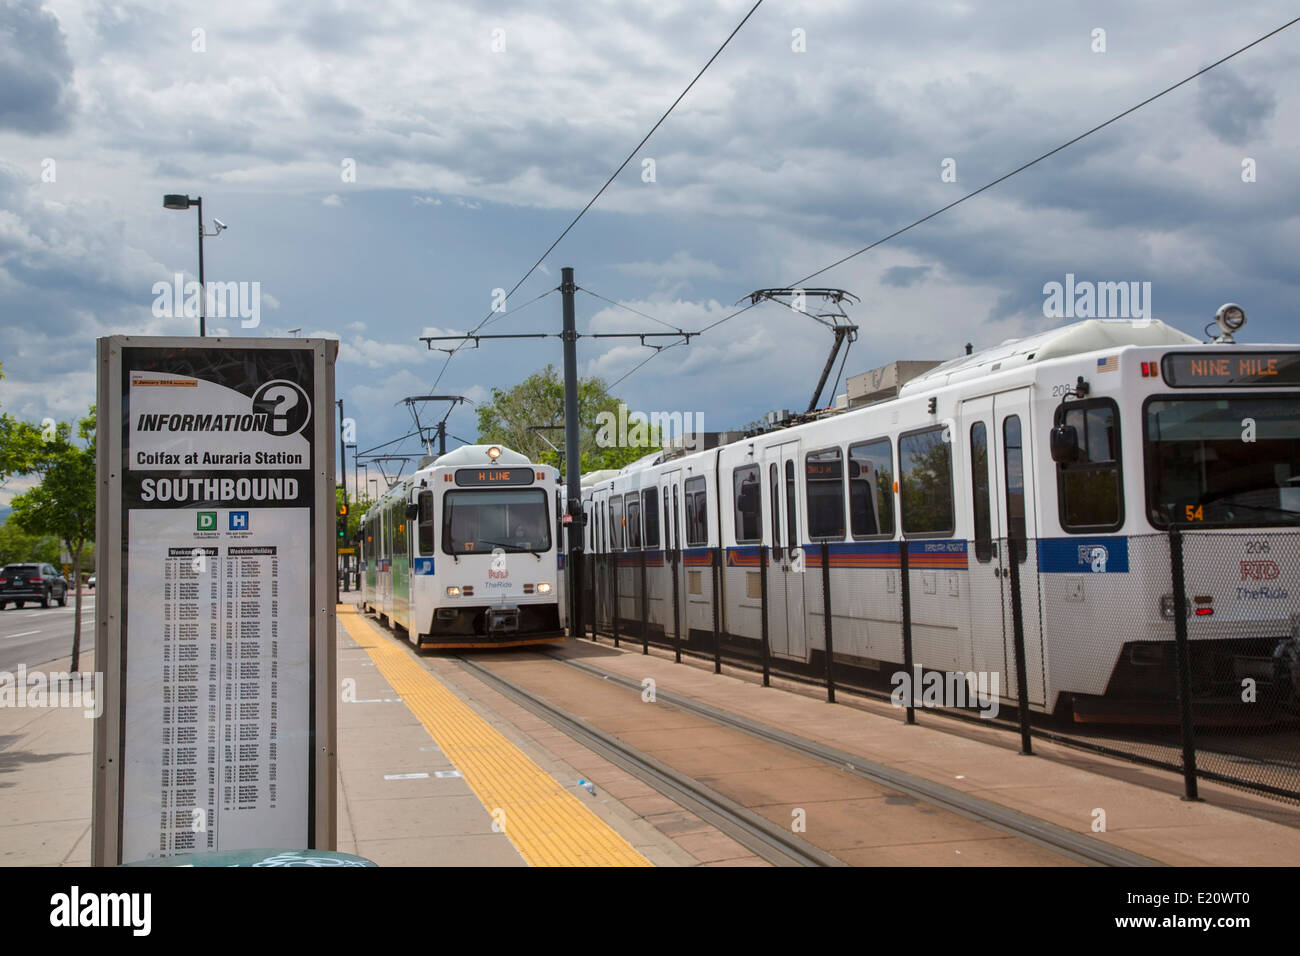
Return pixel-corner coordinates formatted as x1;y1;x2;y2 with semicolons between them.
262;385;299;434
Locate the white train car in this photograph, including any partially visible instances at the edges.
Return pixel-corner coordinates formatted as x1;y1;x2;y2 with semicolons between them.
566;313;1300;718
360;444;563;649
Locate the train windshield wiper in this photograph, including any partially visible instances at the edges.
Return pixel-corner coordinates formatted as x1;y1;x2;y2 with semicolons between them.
1199;493;1300;519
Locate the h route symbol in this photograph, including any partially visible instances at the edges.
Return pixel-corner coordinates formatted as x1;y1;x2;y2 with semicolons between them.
229;511;250;531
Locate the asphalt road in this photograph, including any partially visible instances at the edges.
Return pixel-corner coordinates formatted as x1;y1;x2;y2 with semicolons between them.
0;590;96;672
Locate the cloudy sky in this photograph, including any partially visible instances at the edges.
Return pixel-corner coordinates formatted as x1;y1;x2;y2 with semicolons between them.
1;0;1297;500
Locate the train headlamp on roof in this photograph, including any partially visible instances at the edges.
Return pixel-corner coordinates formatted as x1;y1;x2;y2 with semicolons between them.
488;446;501;460
1213;302;1246;344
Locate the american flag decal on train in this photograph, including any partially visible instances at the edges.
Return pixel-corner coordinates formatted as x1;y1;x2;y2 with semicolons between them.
1096;355;1118;373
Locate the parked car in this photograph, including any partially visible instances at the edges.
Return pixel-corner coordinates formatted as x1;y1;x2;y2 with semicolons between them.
0;563;70;609
86;575;96;590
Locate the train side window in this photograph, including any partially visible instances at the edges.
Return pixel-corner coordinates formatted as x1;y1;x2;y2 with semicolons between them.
685;476;708;546
395;509;408;559
610;495;623;551
899;425;955;536
848;438;894;538
805;447;845;540
1004;415;1027;562
769;463;781;557
663;488;670;548
642;488;660;548
784;460;798;548
970;424;993;562
418;491;435;555
1057;398;1124;532
733;465;761;544
672;485;680;551
626;493;642;548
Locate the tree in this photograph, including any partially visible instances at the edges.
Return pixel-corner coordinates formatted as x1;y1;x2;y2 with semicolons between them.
474;364;660;473
9;409;96;672
0;520;62;566
0;360;30;482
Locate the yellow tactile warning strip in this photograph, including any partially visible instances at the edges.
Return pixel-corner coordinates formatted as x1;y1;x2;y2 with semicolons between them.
338;606;651;867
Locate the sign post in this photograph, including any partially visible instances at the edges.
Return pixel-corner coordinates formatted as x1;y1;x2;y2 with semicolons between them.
92;336;337;865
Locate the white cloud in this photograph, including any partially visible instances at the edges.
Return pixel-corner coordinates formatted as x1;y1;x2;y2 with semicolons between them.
322;194;344;207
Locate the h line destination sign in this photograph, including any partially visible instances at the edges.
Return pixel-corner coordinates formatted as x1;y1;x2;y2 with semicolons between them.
92;336;338;865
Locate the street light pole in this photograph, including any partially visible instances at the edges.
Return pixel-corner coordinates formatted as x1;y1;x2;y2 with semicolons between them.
164;194;225;338
196;196;206;337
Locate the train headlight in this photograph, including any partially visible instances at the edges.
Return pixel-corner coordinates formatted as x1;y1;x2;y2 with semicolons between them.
488;446;501;460
537;582;552;594
446;586;461;597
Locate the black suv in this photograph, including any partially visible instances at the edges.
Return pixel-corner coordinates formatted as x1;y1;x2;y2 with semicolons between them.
0;563;70;609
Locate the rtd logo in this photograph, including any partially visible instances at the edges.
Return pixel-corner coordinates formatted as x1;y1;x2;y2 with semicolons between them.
1240;560;1280;581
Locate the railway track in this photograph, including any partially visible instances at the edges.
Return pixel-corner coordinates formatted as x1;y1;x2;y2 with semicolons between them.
455;655;842;867
455;651;1161;867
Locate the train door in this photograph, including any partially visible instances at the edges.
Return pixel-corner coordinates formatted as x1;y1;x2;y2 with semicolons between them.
762;441;806;660
961;389;1046;705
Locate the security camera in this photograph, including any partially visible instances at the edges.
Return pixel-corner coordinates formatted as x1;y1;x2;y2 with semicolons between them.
1214;302;1246;343
213;218;227;231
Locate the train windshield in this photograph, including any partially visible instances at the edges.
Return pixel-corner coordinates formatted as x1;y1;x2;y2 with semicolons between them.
442;489;551;554
1145;396;1300;527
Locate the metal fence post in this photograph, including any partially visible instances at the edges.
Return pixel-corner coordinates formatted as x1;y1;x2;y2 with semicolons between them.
821;540;836;703
612;552;621;648
712;547;722;674
899;544;915;725
640;547;649;655
759;546;771;687
1006;536;1034;755
590;554;600;642
671;547;682;663
1168;525;1200;801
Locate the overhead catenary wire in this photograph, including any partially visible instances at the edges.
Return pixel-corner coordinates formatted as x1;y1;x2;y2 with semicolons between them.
428;0;765;390
578;286;685;333
610;14;1300;387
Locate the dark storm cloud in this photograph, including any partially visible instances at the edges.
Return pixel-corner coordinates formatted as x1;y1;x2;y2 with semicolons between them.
1196;69;1276;144
882;265;931;287
0;0;76;132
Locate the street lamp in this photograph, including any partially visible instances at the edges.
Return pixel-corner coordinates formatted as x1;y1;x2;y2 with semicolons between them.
347;445;358;507
163;194;226;337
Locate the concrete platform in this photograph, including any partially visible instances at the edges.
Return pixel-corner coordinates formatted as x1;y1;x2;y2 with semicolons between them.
3;596;1296;866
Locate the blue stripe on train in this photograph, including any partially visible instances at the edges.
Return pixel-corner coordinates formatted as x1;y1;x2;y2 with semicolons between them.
1036;536;1129;573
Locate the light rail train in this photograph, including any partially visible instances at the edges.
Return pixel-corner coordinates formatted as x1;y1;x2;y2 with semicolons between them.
360;445;564;649
565;310;1300;719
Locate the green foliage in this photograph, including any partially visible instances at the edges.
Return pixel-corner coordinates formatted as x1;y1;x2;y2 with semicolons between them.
8;409;96;560
0;520;62;566
474;364;660;474
6;406;96;670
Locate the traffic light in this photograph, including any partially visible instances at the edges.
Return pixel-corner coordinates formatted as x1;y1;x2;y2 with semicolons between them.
337;518;347;541
338;501;348;518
